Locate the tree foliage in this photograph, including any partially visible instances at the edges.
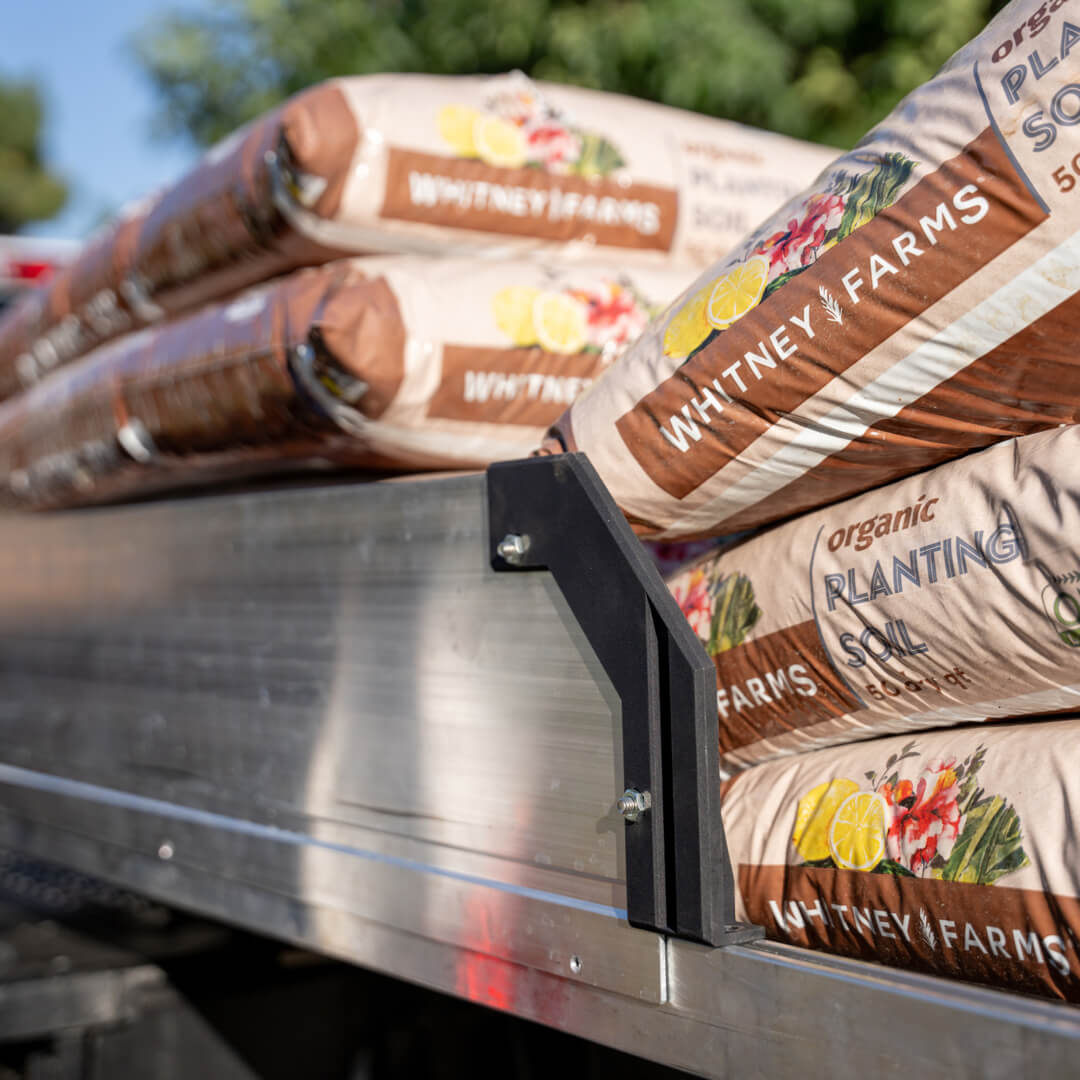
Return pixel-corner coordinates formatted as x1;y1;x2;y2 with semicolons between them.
0;79;67;233
136;0;1009;151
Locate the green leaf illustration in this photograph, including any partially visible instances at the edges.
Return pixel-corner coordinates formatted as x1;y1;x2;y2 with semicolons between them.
762;266;805;300
941;796;1030;886
835;152;917;241
573;132;625;178
800;856;835;870
708;573;761;656
956;745;987;814
874;858;916;878
681;327;719;366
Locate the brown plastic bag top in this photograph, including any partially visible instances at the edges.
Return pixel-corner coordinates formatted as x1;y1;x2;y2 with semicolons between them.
0;73;836;402
0;84;356;400
723;718;1080;1002
547;0;1080;539
0;255;690;508
667;424;1080;775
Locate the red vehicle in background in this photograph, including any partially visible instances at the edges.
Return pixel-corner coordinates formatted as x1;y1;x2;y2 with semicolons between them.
0;235;75;312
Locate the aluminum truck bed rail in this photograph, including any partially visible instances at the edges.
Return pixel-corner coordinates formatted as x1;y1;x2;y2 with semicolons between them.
0;466;1077;1077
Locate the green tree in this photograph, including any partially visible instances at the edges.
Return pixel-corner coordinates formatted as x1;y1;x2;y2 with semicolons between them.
136;0;1009;151
0;79;67;233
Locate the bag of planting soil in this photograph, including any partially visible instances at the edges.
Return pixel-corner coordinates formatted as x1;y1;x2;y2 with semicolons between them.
0;73;836;401
545;0;1080;539
667;425;1080;775
723;718;1080;1002
0;255;684;509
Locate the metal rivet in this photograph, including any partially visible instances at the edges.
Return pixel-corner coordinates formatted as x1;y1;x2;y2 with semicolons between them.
496;533;530;565
15;355;37;385
8;470;29;497
117;419;156;464
569;955;582;974
157;841;174;861
616;788;651;824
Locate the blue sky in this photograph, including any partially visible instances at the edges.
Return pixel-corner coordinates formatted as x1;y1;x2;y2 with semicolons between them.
5;0;207;239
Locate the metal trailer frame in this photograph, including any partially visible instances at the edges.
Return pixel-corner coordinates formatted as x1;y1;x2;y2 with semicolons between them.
0;462;1078;1077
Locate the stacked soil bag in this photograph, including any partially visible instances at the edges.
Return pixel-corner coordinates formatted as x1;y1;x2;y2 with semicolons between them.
644;0;1080;1004
545;0;1080;538
0;73;835;399
666;426;1080;775
721;718;1080;1002
0;256;686;507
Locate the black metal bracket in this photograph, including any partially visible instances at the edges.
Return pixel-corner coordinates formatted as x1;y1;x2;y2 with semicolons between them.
487;453;762;947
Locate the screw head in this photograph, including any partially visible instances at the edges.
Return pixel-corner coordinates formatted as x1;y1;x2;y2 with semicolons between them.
569;955;583;974
157;841;174;861
496;533;530;565
616;788;651;824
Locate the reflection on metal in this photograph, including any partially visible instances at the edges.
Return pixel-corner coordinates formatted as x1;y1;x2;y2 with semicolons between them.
0;473;1077;1076
0;474;659;1001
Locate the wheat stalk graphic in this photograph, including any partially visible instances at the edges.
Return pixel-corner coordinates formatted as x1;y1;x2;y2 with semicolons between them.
819;285;844;326
919;908;937;951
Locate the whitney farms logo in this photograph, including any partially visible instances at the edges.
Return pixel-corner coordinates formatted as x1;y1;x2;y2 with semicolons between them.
766;892;1072;978
385;77;671;242
756;740;1077;979
650;152;999;456
659;153;916;368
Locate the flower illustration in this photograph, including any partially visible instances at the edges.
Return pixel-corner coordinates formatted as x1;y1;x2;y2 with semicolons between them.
485;85;544;128
526;125;583;172
790;740;1029;885
671;569;712;639
570;282;651;352
492;279;655;356
883;758;963;876
438;78;625;177
757;192;846;278
668;564;760;656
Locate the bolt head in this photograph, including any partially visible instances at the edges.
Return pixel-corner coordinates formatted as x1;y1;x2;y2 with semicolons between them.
497;533;530;565
617;788;651;823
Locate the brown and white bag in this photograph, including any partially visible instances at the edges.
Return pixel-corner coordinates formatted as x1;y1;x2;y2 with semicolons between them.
723;719;1080;1002
0;255;686;507
0;72;835;399
667;425;1080;774
547;0;1080;538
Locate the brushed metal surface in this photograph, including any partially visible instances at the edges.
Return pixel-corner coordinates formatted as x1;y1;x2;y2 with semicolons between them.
1;473;1075;1075
0;474;661;999
3;811;1077;1080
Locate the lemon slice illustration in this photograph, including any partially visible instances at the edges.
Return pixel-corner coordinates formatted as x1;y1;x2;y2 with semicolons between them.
792;778;860;862
492;285;541;346
533;292;587;355
662;279;715;358
474;115;528;169
437;105;481;157
705;255;769;330
827;791;889;872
